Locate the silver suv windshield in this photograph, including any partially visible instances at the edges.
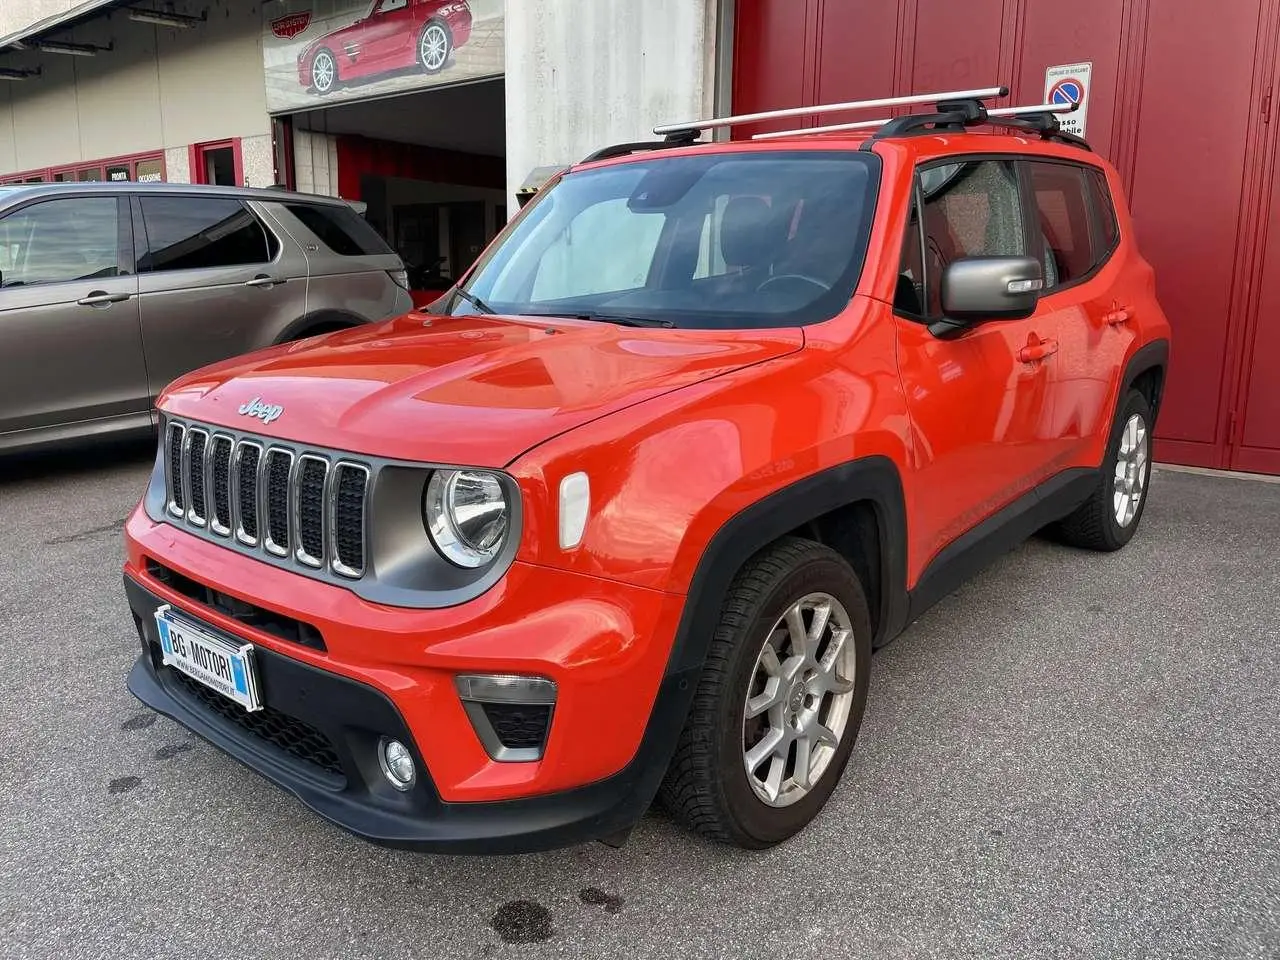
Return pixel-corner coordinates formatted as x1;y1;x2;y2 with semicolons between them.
449;150;880;329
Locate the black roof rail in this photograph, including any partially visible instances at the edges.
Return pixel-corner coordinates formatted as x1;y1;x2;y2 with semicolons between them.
982;111;1093;151
579;129;700;164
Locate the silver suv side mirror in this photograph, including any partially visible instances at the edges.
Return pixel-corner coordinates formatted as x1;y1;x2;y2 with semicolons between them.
940;255;1043;324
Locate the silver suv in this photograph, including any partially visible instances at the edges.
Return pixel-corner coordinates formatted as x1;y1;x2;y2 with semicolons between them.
0;181;414;454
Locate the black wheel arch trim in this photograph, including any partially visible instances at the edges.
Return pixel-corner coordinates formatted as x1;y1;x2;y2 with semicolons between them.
274;310;370;344
1121;338;1170;424
664;455;910;680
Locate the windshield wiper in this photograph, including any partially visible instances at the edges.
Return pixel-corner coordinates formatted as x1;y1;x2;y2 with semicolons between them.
526;311;675;328
452;285;495;315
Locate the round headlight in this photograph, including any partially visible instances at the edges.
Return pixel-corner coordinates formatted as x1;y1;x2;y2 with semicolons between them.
424;469;509;568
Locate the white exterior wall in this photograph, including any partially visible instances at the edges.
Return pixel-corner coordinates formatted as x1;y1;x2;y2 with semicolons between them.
0;0;271;181
0;1;85;39
504;0;720;215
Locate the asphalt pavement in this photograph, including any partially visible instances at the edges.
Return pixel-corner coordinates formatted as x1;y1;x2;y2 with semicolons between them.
1;442;1276;960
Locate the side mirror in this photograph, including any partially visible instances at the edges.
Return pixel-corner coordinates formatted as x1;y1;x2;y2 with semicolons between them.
938;255;1043;328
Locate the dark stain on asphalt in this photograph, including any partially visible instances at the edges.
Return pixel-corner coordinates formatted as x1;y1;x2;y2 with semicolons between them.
108;775;141;795
121;714;156;731
988;828;1005;837
491;900;553;944
45;517;127;545
579;888;623;914
154;742;193;761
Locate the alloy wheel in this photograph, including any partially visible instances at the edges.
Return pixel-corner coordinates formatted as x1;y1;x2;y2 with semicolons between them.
1113;413;1149;527
742;592;857;808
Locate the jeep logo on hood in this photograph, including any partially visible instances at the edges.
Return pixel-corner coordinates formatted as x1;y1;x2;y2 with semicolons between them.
238;397;284;425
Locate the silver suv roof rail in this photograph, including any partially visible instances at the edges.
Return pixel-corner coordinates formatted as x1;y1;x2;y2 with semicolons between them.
652;86;1009;138
750;100;1079;140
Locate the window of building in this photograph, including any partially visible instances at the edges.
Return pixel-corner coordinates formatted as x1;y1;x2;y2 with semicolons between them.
918;159;1025;316
1027;161;1095;288
0;197;119;288
284;202;395;256
138;197;276;272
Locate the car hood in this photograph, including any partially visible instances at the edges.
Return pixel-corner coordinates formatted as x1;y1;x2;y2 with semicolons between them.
158;312;804;468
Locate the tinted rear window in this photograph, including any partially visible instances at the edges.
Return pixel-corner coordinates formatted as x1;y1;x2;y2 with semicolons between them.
139;197;276;272
284;203;393;256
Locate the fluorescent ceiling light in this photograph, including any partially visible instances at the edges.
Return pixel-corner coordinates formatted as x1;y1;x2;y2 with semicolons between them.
32;40;108;56
128;8;207;28
0;67;39;80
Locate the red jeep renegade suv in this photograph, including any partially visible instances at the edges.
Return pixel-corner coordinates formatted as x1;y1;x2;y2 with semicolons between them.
121;88;1171;853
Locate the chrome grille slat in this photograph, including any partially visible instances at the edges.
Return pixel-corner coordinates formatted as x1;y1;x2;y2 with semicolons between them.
262;448;294;557
330;463;369;579
234;441;262;546
160;418;370;582
208;435;234;537
294;455;329;568
182;428;207;528
165;423;185;517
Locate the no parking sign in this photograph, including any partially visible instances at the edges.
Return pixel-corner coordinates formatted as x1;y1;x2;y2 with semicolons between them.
1043;61;1092;136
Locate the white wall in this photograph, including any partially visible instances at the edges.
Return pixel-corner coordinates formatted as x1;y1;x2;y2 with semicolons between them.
0;0;271;179
504;0;720;215
0;1;83;40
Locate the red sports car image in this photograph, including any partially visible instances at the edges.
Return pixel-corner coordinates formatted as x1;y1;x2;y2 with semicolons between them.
296;0;473;96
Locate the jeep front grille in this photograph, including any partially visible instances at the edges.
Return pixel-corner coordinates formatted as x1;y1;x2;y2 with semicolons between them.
163;418;369;579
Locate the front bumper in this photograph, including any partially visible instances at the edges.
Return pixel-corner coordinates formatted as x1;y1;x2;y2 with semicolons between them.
124;573;696;854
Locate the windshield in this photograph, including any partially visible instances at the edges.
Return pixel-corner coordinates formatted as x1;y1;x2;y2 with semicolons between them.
451;150;880;329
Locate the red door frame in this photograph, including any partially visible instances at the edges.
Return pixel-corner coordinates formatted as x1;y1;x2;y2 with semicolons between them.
189;138;245;187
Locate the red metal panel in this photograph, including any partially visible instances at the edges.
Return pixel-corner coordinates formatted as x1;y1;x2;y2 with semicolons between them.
909;0;1004;93
731;0;815;138
1014;0;1124;159
813;0;900;126
1125;0;1264;457
1233;121;1280;474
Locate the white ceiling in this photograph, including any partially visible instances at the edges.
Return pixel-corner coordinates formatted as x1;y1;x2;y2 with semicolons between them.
291;77;505;158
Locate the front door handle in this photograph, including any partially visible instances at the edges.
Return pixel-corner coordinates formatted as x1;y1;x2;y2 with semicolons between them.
244;275;283;289
1018;337;1059;363
77;291;130;307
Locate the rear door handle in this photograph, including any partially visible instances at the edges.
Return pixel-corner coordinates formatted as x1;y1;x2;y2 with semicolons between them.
1105;306;1131;325
1018;337;1059;363
244;275;283;289
77;291;130;307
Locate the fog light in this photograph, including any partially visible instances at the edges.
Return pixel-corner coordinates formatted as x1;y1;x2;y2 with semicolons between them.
378;737;416;791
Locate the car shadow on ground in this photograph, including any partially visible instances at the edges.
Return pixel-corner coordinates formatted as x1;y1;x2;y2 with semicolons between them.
0;436;156;488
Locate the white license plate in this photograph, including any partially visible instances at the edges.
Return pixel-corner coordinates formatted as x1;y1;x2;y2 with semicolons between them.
154;604;262;712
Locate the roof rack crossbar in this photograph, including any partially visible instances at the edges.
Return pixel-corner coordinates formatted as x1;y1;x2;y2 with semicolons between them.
653;85;1008;137
749;99;1081;142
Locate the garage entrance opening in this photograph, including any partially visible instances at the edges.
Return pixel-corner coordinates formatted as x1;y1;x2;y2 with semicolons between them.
287;77;506;307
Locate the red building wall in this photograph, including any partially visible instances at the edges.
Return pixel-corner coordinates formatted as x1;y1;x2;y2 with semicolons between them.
734;0;1280;474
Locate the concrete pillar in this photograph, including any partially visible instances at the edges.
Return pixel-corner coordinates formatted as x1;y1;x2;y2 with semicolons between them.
503;0;721;216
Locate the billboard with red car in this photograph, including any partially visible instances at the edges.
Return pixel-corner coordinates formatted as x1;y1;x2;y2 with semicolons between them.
262;0;502;113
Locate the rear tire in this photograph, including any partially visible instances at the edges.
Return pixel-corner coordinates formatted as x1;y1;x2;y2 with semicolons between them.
1053;388;1154;551
659;537;872;848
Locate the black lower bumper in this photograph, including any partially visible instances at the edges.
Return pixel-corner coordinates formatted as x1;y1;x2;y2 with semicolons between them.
124;573;692;855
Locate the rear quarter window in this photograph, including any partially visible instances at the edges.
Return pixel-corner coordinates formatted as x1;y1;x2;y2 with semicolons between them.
284;203;394;257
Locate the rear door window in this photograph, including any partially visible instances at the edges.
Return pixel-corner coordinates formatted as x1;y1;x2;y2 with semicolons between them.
283;203;395;257
138;197;277;272
0;197;121;288
1026;161;1096;289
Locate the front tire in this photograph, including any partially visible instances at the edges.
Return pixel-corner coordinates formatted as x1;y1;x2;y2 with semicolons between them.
1054;388;1154;551
418;20;452;74
659;537;872;848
